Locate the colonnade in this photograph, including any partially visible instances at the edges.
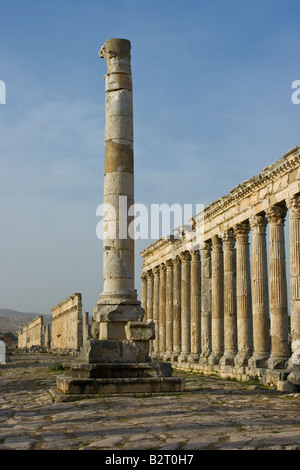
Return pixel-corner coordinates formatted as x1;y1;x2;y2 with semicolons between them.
141;196;300;373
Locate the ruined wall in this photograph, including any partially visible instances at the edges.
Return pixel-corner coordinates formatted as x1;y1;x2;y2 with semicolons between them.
51;293;83;352
18;316;48;350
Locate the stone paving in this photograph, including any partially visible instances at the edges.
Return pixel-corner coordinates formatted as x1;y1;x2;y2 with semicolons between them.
0;352;299;451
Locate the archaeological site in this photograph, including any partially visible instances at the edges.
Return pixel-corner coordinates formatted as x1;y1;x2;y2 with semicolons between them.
16;39;300;398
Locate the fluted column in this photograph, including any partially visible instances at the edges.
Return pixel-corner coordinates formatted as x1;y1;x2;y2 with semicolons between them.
220;229;237;366
249;214;270;367
179;251;191;361
165;259;173;360
152;266;160;357
287;194;300;365
200;241;212;362
141;273;147;315
234;222;253;366
159;263;166;358
209;235;224;364
172;256;181;360
266;205;289;369
146;270;153;321
190;250;201;361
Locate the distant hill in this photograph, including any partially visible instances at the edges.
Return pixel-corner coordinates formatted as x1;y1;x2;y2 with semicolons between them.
0;309;52;334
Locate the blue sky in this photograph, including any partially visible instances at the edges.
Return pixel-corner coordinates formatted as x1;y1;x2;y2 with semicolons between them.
0;0;299;317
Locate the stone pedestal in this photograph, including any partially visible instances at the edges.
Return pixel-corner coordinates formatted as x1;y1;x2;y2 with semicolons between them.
56;38;184;398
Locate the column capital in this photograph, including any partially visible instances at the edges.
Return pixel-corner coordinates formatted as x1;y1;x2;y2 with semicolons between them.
212;234;222;251
159;263;166;273
190;249;200;260
140;272;147;280
221;229;235;249
287;193;300;217
173;256;181;267
200;240;212;252
265;205;287;224
249;214;267;234
180;250;191;264
153;265;160;275
165;258;173;268
145;269;153;279
233;221;250;243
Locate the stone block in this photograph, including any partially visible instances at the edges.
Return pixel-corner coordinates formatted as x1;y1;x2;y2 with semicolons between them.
0;340;6;364
125;320;155;341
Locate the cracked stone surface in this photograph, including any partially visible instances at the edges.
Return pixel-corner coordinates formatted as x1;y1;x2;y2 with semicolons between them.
0;352;299;450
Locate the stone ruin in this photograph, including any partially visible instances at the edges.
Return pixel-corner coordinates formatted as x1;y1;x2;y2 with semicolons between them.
56;38;185;397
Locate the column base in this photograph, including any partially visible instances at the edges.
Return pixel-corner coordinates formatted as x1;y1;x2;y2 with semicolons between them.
268;354;290;370
208;352;222;365
219;352;236;367
248;353;270;368
234;352;252;367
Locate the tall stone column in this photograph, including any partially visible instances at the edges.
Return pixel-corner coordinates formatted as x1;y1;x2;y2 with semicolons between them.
234;222;253;367
179;251;191;361
93;38;144;341
83;312;90;343
266;205;289;369
209;235;224;364
152;265;160;357
55;38;185;397
159;263;166;358
172;256;181;360
190;250;201;361
249;214;270;367
220;229;237;366
287;194;300;366
165;259;174;360
200;241;212;363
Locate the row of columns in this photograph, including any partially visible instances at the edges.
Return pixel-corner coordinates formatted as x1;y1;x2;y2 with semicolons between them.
141;197;300;370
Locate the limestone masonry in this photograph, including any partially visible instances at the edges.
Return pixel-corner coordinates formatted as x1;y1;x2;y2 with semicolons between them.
141;146;300;391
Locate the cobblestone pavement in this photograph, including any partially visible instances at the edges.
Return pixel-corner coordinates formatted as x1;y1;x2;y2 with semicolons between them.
0;352;299;451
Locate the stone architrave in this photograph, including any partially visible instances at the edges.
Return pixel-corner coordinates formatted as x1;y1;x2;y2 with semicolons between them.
249;214;270;367
287;194;300;367
266;205;289;369
209;235;224;364
190;249;201;361
0;340;6;364
200;241;212;362
234;222;253;366
56;39;184;397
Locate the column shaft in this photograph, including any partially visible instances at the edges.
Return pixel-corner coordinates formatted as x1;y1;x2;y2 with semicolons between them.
180;251;191;360
200;241;212;361
190;250;201;360
234;222;253;366
287;194;300;363
220;229;237;366
152;266;160;356
172;257;181;359
210;235;224;364
165;259;173;359
266;205;289;368
159;264;166;357
249;214;270;367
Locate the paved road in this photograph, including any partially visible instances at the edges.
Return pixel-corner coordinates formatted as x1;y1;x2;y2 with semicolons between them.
0;352;299;451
